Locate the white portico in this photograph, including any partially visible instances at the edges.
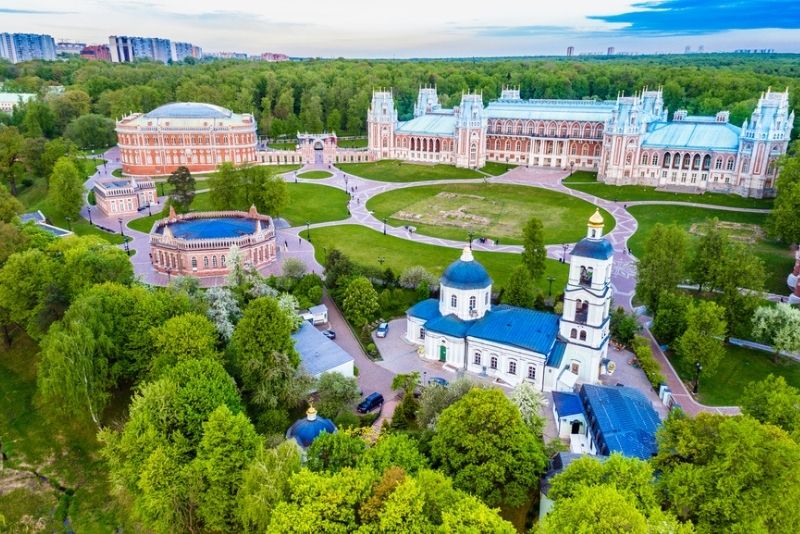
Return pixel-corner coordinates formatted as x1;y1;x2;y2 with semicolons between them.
406;211;614;391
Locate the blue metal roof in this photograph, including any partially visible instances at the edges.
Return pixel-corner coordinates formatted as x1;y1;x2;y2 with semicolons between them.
547;339;567;368
145;102;233;119
441;258;492;290
407;298;441;321
396;113;457;136
580;384;661;460
486;99;616;122
466;305;559;354
285;414;336;448
292;322;353;377
642;120;741;151
552;391;583;416
571;237;614;260
425;314;472;338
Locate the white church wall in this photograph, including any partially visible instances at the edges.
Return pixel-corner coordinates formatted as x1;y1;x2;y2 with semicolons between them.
466;337;546;389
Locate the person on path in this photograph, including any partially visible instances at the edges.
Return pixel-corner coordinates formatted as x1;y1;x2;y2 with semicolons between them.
298;238;301;246
284;239;288;249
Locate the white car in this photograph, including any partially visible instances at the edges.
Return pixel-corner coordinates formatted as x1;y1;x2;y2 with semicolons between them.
376;322;389;338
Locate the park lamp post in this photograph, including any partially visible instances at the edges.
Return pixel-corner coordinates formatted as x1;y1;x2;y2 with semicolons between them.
468;231;474;250
87;207;93;226
570;161;574;177
383;217;387;235
562;244;569;262
547;275;555;297
118;218;130;256
694;361;703;394
306;221;311;241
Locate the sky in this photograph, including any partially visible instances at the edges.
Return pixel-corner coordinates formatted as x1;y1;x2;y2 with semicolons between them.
1;0;799;57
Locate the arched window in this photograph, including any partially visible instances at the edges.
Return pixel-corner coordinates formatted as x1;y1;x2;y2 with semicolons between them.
473;352;481;365
221;255;226;266
579;331;587;341
702;155;711;170
191;257;197;269
641;153;649;165
212;256;217;267
692;154;701;170
652;154;658;167
625;153;633;165
672;153;681;169
451;295;457;308
715;157;722;169
570;328;577;339
508;361;517;375
682;154;691;169
490;355;498;369
662;153;670;167
469;296;476;310
726;158;735;171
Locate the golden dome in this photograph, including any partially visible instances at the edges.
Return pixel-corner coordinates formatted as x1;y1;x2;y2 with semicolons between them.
588;208;604;228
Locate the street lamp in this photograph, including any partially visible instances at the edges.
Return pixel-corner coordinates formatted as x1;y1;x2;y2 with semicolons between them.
547;275;555;297
87;207;93;226
147;202;152;216
468;231;474;250
306;221;311;241
118;217;130;256
562;244;569;262
570;161;574;177
383;217;387;235
694;361;703;394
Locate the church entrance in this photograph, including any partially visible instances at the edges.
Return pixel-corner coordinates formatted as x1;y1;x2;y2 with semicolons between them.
313;141;324;164
439;345;447;362
571;420;583;434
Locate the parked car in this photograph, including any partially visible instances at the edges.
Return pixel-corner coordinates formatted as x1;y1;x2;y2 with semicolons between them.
376;322;389;338
321;329;336;340
357;392;384;413
429;377;449;387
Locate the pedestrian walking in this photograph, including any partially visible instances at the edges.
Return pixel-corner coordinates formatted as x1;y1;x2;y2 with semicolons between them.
284;239;288;249
298;238;301;246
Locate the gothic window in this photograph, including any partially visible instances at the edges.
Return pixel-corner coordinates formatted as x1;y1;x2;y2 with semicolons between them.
221;255;226;266
582;145;589;155
508;361;517;375
570;328;577;339
682;154;691;169
715;157;722;169
579;331;587;341
515;122;523;135
490;355;498;369
672;153;681;169
451;295;457;308
528;366;536;380
652;154;659;167
702;155;711;170
203;256;209;268
726;158;734;171
515;141;521;152
212;256;217;267
505;140;511;151
692;154;701;170
473;352;481;365
505;122;512;134
641;153;649;165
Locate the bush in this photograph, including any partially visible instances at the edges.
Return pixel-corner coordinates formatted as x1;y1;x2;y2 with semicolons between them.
611;307;640;347
366;342;378;357
399;265;439;290
632;335;665;389
353;365;359;377
334;411;360;429
87;190;96;205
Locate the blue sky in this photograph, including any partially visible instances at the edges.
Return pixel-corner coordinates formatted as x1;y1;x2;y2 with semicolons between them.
1;0;798;57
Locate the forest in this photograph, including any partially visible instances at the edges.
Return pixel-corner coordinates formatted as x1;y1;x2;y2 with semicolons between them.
2;54;800;140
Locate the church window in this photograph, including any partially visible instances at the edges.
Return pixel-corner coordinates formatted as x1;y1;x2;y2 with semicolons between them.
490;356;498;369
508;361;517;375
570;328;577;339
570;361;580;374
726;158;734;171
663;153;671;167
579;331;587;341
528;366;536;380
469;296;476;310
715;158;722;169
702;155;711;170
651;154;658;166
473;352;481;365
579;266;593;286
419;328;425;340
451;295;457;308
641;153;648;165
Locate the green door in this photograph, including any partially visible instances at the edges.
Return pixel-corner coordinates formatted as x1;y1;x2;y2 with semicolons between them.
439;345;447;362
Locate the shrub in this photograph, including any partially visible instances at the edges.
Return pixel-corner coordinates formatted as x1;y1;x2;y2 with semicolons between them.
87;190;96;205
366;342;378;357
399;265;439;290
611;307;640;347
334;411;360;429
632;335;665;389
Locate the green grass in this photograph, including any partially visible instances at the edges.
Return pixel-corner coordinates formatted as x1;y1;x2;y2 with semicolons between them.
563;172;774;209
337;138;368;148
480;162;517;176
337;160;484;182
668;343;800;406
298;170;334;179
0;330;130;531
626;205;793;295
112;168;123;177
268;142;297;150
366;183;613;245
308;224;569;293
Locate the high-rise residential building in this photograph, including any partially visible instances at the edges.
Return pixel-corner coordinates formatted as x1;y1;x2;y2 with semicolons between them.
566;46;574;57
81;44;111;61
171;41;201;62
607;46;615;55
109;35;175;63
0;33;57;63
56;41;85;55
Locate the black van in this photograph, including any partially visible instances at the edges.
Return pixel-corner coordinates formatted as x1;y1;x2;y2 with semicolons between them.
357;392;384;413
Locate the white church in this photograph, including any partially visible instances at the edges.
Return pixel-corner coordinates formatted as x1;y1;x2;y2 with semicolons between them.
406;210;613;391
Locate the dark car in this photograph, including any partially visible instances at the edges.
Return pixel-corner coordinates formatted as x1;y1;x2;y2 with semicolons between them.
321;329;336;340
429;377;449;387
357;392;384;413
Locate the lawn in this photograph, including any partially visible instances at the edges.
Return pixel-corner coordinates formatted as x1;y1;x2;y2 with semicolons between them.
337;138;368;148
307;224;569;294
480;162;517;176
563;172;774;209
337;160;485;182
268;142;297;150
626;205;794;294
298;170;334;179
668;342;800;406
366;183;614;245
0;330;131;531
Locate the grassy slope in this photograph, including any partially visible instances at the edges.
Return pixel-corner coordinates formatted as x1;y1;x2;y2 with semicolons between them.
337;160;484;182
480;162;517;176
366;183;614;245
297;171;334;179
308;224;569;294
626;205;793;295
563;172;774;209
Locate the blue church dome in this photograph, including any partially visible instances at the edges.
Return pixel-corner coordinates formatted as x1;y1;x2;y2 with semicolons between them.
571;237;614;260
441;247;492;290
286;406;336;448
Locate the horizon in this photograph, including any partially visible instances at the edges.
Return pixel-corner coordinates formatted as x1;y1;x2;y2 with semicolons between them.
1;0;799;57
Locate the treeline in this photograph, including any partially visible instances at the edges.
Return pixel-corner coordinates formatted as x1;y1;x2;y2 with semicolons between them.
2;55;799;139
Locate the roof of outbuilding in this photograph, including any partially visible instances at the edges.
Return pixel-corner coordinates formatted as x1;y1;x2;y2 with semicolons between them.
642;120;741;151
571;237;614;261
552;391;584;416
292;322;353;377
144;102;233;119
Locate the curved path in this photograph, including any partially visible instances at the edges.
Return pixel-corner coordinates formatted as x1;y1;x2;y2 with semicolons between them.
80;152;757;416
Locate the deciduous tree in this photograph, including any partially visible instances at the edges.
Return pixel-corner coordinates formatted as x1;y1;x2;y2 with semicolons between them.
676;300;726;376
521;216;546;279
316;372;360;419
47;156;83;219
636;223;690;314
342;276;379;328
64;113;116;149
741;374;800;439
167;165;195;211
502;264;537;308
751;303;800;363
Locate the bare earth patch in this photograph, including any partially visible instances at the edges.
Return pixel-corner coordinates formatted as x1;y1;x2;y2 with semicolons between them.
689;220;765;244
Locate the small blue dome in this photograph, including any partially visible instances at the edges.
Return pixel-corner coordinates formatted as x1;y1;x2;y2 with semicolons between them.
441;247;492;290
286;407;336;448
571;237;614;260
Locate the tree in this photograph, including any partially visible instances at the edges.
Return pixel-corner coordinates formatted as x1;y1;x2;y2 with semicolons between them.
416;376;475;429
510;381;547;436
0;126;25;195
610;306;639;347
0;222;28;267
342;276;379;328
167;166;195;211
193;405;261;532
257;170;289;216
714;239;765;338
398;265;438;290
676;300;726;376
741;375;800;439
49;90;91;132
64;113;116;149
636;223;690;314
502;264;537;308
654;412;800;533
751;303;800;363
231;296;300;408
236;440;301;532
688;220;726;291
430;388;547;507
359;433;428;475
282;257;307;280
148;312;221;376
209;161;242;210
539;485;650;534
22;100;56;138
205;286;241;341
521;216;546;279
0;183;23;222
391;372;420;430
0;248;58;339
306;430;367;473
651;291;691;344
47;157;84;218
324;248;355;288
316;372;360;419
768;150;800;244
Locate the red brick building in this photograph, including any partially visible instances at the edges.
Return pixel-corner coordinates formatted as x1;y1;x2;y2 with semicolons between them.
80;44;111;61
116;102;257;176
